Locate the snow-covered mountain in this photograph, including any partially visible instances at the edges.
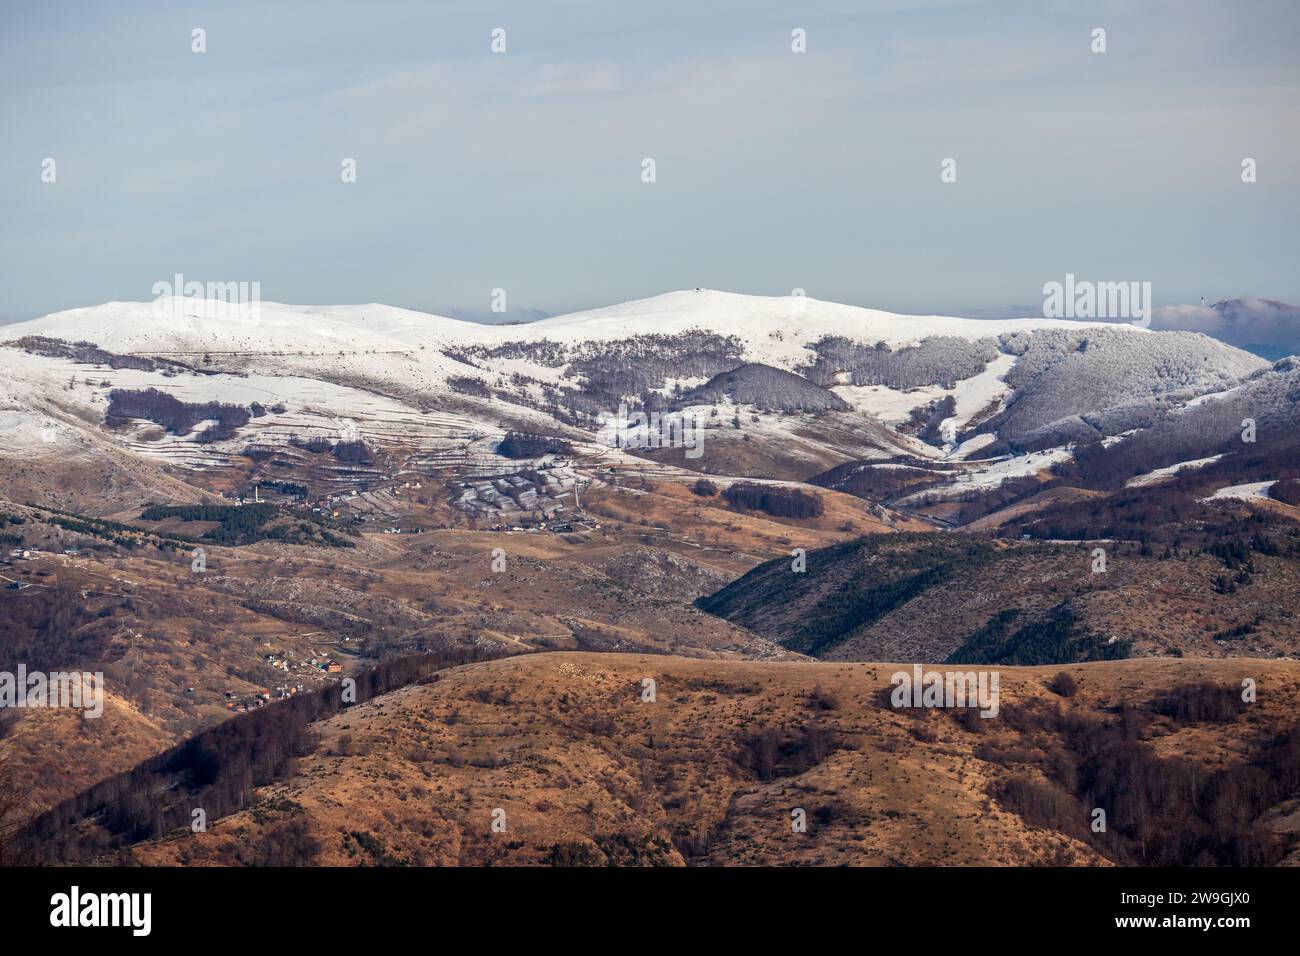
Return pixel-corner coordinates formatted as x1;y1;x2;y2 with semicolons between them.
7;290;1121;364
0;290;1281;515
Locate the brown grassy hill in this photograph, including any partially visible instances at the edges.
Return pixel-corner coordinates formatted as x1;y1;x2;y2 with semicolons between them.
579;476;926;553
697;533;1300;663
0;492;818;819
0;690;168;818
124;652;1300;867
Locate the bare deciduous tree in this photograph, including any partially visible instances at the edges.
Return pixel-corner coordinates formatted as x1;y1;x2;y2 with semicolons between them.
0;748;30;865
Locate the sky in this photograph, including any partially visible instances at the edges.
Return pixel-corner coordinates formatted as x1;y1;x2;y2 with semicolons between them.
1;0;1298;326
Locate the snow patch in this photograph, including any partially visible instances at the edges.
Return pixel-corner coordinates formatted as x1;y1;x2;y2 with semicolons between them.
1200;480;1277;503
1125;455;1224;488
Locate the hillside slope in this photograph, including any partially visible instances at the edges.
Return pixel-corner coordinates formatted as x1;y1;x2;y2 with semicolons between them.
76;652;1300;867
0;290;1274;526
697;533;1300;662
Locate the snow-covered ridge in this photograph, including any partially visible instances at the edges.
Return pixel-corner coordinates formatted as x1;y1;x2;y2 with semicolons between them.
5;290;1138;359
1;290;1271;490
3;299;461;355
501;290;1133;357
0;291;1290;529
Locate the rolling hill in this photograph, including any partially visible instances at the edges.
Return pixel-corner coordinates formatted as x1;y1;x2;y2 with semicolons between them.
20;652;1300;867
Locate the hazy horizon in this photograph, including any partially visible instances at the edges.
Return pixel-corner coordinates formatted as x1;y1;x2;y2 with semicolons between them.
2;0;1298;329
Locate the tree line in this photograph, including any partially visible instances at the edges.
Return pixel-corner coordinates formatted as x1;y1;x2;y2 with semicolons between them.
106;388;250;443
11;645;513;864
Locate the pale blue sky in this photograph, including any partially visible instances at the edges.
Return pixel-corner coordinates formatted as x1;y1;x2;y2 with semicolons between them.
1;0;1297;324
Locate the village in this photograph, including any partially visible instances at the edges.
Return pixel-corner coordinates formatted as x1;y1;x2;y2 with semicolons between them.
221;639;352;714
450;460;604;534
2;544;356;716
222;453;607;536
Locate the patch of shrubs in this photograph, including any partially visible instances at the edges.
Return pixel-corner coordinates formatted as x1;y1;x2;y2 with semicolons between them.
947;604;1130;666
690;478;718;497
290;436;333;453
1210;617;1260;642
448;376;491;398
106;388;250;443
1150;682;1247;723
239;818;322;866
341;829;404;866
257;480;308;499
986;693;1293;865
546;833;675;867
1047;672;1079;697
737;723;836;782
805;684;840;711
722;482;824;519
996;775;1089;842
331;439;372;465
141;503;278;545
1273;477;1300;505
497;431;573;459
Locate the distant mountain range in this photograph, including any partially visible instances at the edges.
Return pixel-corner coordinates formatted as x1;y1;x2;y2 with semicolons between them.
1152;297;1300;360
6;292;1296;359
0;289;1289;513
